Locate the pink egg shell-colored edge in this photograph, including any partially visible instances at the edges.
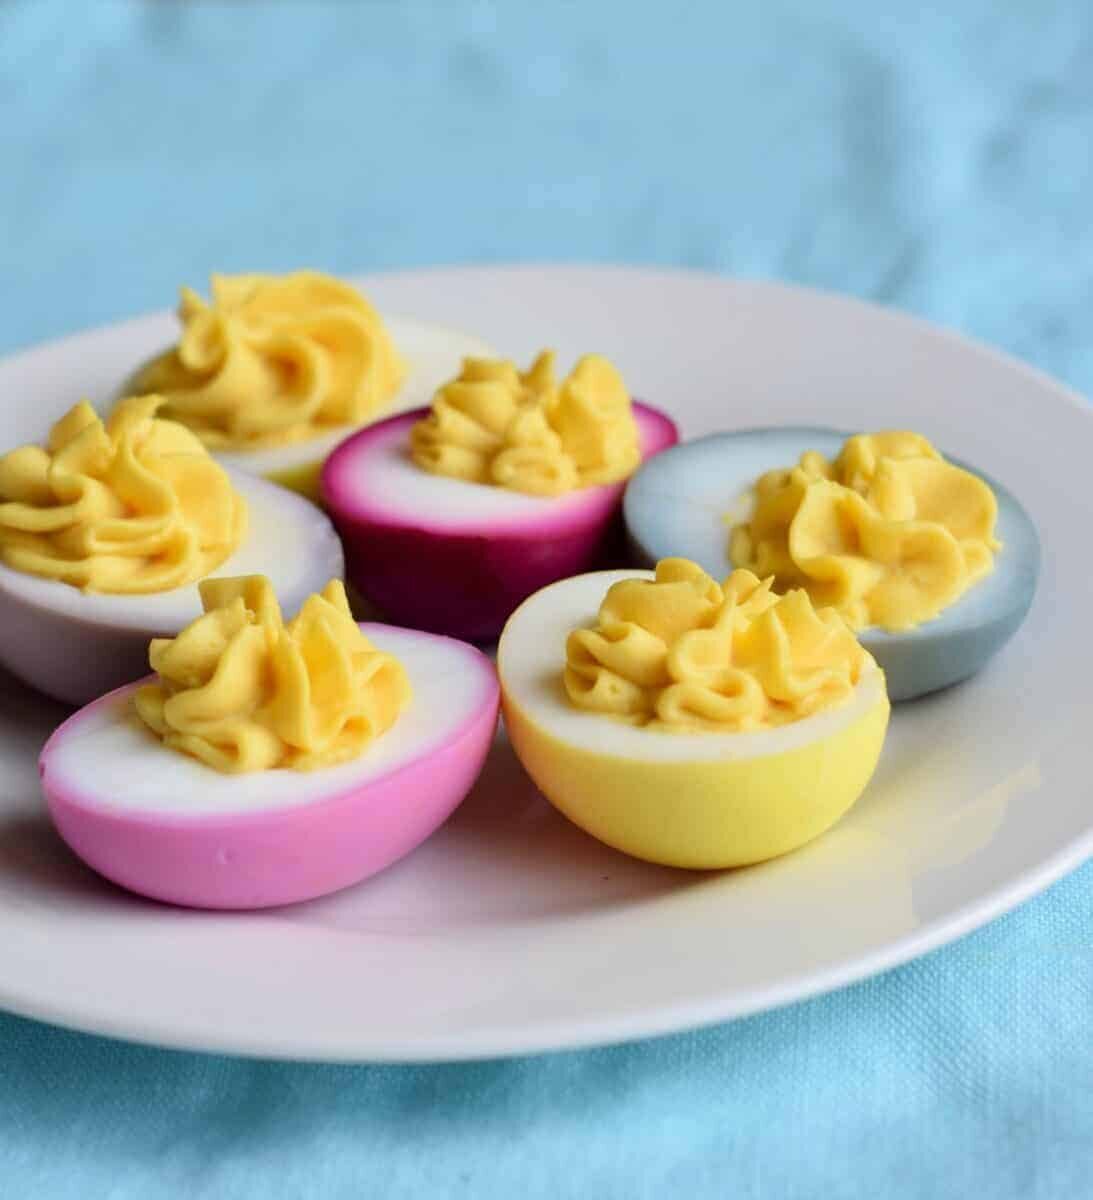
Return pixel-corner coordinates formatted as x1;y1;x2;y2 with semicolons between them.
321;402;679;642
39;625;500;910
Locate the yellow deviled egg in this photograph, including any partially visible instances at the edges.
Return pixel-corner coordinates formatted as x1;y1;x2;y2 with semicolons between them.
0;396;342;705
498;559;889;868
125;271;494;499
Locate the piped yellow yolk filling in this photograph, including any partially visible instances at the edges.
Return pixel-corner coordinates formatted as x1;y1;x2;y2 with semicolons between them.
409;351;640;497
131;271;406;450
134;576;411;773
564;558;873;731
730;432;1001;631
0;396;246;593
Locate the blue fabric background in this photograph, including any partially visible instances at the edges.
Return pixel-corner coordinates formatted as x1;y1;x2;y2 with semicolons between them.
1;2;1091;1196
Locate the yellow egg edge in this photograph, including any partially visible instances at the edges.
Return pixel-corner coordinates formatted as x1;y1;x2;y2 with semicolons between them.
501;684;891;870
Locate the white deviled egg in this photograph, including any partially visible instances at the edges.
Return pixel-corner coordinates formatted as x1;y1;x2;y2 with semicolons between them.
0;396;342;705
126;272;494;499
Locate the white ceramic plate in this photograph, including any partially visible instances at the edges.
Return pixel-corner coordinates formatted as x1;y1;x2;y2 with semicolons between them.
0;266;1088;1062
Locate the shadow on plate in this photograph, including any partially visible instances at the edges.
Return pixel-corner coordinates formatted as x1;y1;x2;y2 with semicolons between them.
278;733;711;932
0;812;154;914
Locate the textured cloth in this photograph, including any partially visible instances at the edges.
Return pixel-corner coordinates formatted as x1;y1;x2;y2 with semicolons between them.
1;2;1092;1196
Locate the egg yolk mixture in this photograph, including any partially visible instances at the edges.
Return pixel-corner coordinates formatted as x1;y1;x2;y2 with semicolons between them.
130;271;406;449
409;351;640;496
564;558;872;731
0;397;246;593
135;576;411;773
729;431;1001;631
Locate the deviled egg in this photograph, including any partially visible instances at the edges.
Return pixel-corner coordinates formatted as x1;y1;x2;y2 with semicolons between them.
40;576;500;909
624;429;1040;701
0;396;341;705
322;351;679;640
498;559;889;868
125;271;494;498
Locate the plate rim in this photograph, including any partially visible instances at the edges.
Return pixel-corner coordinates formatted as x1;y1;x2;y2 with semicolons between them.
1;802;1088;1064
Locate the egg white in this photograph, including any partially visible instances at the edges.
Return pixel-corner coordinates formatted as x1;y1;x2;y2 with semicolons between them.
326;414;606;531
0;468;344;634
326;404;671;534
498;568;886;764
43;625;496;816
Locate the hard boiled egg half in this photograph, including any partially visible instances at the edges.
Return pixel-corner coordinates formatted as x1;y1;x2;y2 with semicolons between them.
40;577;500;909
127;272;494;500
623;429;1040;701
498;561;889;868
323;351;679;641
0;397;342;706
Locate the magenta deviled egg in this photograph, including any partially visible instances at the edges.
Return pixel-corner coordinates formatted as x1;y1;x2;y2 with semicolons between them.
322;350;679;640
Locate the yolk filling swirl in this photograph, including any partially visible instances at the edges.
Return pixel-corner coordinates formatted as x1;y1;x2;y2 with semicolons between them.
730;431;1000;631
135;576;411;773
409;351;640;497
131;271;405;449
0;396;246;593
565;558;873;731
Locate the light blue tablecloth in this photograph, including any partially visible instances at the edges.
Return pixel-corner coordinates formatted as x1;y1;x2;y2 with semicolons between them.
1;2;1091;1196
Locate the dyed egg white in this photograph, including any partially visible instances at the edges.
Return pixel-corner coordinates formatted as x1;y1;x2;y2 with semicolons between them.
623;428;1041;702
498;570;890;868
0;471;343;707
40;624;499;909
137;318;496;495
322;403;679;641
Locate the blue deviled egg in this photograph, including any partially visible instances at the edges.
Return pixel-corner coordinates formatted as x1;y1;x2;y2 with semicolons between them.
623;428;1040;701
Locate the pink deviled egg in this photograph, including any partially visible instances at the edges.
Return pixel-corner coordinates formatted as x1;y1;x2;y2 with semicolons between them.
321;352;678;640
40;594;499;909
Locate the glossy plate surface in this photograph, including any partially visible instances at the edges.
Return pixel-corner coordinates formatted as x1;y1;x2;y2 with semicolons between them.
0;265;1086;1061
